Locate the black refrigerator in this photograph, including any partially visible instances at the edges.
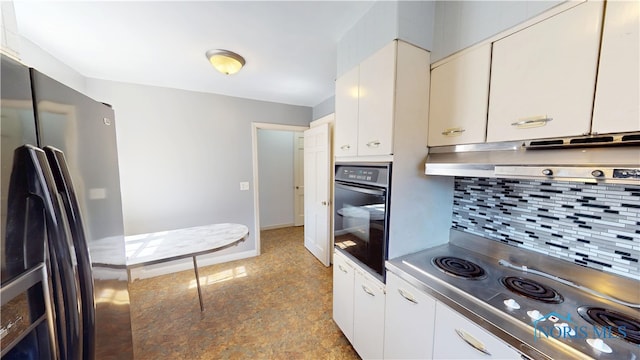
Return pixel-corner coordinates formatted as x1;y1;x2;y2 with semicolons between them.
1;54;134;359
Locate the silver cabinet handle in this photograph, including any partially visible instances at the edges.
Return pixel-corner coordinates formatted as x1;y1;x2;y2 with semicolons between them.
361;285;375;297
455;328;491;356
338;264;348;274
441;128;466;136
366;140;381;147
397;288;418;304
340;144;351;150
511;116;552;128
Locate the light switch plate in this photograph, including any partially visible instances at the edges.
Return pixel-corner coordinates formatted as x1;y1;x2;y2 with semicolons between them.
240;182;250;191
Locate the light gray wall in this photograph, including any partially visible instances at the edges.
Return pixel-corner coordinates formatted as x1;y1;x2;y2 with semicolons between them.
431;0;563;62
312;96;335;120
85;79;311;243
397;0;435;53
336;1;435;77
257;129;295;229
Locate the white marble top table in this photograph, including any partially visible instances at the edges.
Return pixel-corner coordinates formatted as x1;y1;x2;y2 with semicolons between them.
125;223;249;267
124;223;249;312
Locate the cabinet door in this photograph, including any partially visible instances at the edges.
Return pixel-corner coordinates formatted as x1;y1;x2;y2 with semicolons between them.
433;303;521;359
353;269;385;360
332;251;355;342
592;0;640;134
428;44;491;146
487;2;603;142
334;66;359;157
358;41;396;156
383;272;436;359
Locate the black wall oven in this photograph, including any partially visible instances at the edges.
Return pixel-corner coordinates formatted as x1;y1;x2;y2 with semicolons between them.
334;163;391;282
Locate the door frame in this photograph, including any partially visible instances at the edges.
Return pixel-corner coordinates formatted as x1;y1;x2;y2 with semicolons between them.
251;122;309;255
293;131;305;226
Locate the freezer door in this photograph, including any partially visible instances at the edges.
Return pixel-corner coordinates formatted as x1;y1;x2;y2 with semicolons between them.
45;146;96;360
5;145;83;360
1;54;38;284
31;69;134;359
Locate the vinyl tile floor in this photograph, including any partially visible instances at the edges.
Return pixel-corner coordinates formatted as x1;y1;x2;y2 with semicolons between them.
129;226;360;360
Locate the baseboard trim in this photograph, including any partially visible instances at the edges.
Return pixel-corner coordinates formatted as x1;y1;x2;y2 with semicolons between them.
260;223;296;231
128;250;258;281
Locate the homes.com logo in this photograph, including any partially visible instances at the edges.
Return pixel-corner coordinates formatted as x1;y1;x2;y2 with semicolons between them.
532;312;627;341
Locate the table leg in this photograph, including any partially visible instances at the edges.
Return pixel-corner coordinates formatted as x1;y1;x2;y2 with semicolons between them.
193;256;204;312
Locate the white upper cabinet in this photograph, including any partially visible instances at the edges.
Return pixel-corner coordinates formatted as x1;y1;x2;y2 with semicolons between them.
334;65;360;157
334;40;429;158
487;1;603;142
592;0;640;134
357;41;396;156
428;44;491;146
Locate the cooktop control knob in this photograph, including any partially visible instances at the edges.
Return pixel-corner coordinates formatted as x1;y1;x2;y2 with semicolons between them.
586;338;612;353
542;169;553;176
504;298;520;309
591;169;604;178
527;310;544;321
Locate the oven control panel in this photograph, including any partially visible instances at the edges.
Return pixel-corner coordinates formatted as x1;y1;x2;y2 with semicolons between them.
341;168;378;182
335;164;390;187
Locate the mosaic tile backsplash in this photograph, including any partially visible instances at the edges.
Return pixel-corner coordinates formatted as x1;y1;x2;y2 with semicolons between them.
452;177;640;279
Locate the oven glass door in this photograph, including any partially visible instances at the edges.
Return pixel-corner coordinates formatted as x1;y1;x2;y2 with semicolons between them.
334;181;388;279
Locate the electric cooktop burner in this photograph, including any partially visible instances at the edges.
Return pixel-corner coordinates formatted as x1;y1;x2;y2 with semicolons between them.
432;256;487;280
500;276;564;304
578;307;640;345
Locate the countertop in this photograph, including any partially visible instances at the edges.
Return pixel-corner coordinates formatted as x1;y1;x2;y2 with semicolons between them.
125;223;249;267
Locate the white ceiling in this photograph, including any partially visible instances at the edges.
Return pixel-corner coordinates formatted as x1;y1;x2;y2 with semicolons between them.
13;1;375;107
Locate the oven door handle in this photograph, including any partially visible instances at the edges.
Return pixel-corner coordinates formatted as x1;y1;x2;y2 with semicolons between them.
335;183;386;196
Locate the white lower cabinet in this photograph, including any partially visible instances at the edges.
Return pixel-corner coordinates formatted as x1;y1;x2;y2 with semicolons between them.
333;251;355;342
433;302;522;359
383;271;436;359
353;268;385;359
332;250;385;359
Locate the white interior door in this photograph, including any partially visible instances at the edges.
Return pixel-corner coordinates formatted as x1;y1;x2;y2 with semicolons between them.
304;123;331;266
293;131;304;226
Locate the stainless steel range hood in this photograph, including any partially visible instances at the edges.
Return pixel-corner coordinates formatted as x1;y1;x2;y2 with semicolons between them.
425;133;640;185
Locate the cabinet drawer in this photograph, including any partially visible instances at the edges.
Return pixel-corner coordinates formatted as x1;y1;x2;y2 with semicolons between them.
433;303;521;359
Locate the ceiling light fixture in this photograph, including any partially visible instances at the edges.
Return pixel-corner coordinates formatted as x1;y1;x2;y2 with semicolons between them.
206;49;246;75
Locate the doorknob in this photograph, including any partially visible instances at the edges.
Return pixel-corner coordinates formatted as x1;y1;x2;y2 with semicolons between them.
321;201;327;206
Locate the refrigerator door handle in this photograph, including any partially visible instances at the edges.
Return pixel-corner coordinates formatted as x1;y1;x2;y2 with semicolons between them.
44;146;96;360
18;144;82;360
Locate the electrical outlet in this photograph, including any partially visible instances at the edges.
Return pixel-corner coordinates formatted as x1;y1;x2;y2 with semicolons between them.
240;182;250;191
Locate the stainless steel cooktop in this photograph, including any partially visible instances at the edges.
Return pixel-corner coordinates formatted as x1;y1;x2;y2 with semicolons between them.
386;230;640;360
